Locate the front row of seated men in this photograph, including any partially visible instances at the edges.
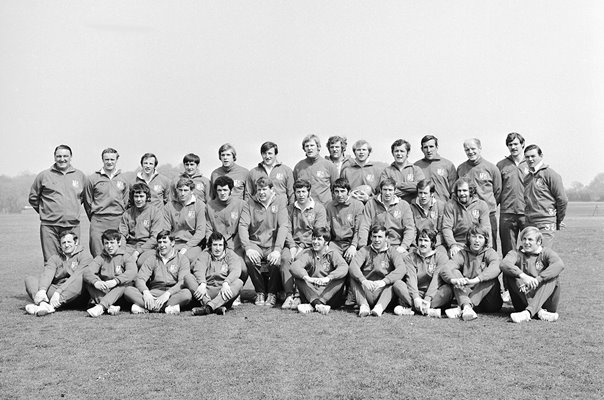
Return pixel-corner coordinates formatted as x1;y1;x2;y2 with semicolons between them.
24;223;563;323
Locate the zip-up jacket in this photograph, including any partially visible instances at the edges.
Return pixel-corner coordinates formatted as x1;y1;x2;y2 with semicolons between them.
440;247;501;283
119;204;165;253
349;244;407;285
136;251;190;294
246;162;295;204
414;156;457;202
524;164;568;228
404;249;448;300
293;156;339;204
210;163;249;200
290;248;349;280
205;197;246;252
286;198;328;249
442;196;491;248
190;249;242;287
380;161;426;203
358;195;416;249
325;197;364;249
496;156;528;214
457;157;502;214
163;197;206;248
239;194;289;252
37;245;92;292
171;171;211;204
135;171;171;210
83;248;137;286
410;197;445;246
83;169;129;219
340;159;388;195
500;247;564;283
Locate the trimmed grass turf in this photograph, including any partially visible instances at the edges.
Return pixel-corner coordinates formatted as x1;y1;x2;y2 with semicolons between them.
1;212;603;399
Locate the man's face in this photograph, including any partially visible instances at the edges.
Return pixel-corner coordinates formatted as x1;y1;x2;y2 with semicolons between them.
392;145;408;164
469;233;486;252
262;148;277;167
521;231;541;253
311;235;327;252
184;161;198;176
210;239;225;257
354;144;370;163
333;187;349;204
216;185;231;202
142;157;156;174
329;141;343;159
417;234;432;254
256;185;273;202
103;238;120;255
421;139;438;160
507;138;524;158
177;185;192;203
220;150;235;168
304;140;319;158
295;187;309;203
157;237;175;256
133;191;147;209
54;149;72;171
370;230;387;250
102;153;118;173
456;183;470;205
464;141;481;162
417;186;432;206
60;234;77;255
381;185;395;204
524;149;543;169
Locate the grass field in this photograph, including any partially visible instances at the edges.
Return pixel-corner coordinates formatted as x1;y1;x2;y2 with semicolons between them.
1;203;603;399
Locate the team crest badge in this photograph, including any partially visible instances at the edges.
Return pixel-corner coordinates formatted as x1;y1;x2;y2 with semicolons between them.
169;264;178;273
437;168;445;176
479;172;488;180
427;263;435;274
393;210;401;218
366;174;375;182
234;180;243;188
196;183;203;190
154;184;162;193
430;211;436;219
471;210;479;219
271;205;278;213
231;211;239;220
536;178;545;188
480;261;486;271
523;167;529;174
116;181;125;190
406;173;414;181
72;180;80;188
547;208;556;216
143;219;150;228
347;214;353;223
115;265;124;274
535;260;544;271
381;260;388;270
71;261;78;271
188;210;195;218
307;212;315;222
220;264;229;275
275;173;284;181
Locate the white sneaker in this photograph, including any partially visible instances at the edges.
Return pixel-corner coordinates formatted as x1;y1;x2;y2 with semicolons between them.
393;306;415;316
315;304;330;315
281;295;295;309
358;304;370;317
371;304;384;317
537;309;559;322
445;306;461;319
462;306;477;321
25;304;39;315
427;308;442;318
87;304;105;318
107;305;121;316
232;295;242;306
297;303;314;314
290;297;301;310
511;310;531;323
165;305;180;315
36;302;56;317
131;304;148;314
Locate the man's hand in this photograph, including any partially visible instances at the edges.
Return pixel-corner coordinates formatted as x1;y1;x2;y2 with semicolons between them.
344;246;357;263
179;248;188;255
413;297;424;312
419;298;431;315
49;292;61;308
143;290;155;310
361;280;376;292
290;247;301;260
449;245;462;258
220;282;233;300
315;277;330;286
450;278;468;289
193;283;207;301
94;280;109;292
154;292;171;311
396;246;408;255
246;249;262;266
519;273;539;291
34;290;49;305
267;250;281;266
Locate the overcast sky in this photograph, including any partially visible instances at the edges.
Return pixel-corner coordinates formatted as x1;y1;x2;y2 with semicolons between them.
1;1;602;185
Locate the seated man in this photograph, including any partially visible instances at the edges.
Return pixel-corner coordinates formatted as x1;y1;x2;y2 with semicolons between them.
24;231;92;316
171;153;211;203
290;228;349;315
392;229;452;317
349;226;406;317
440;225;502;321
83;229;137;317
239;177;291;307
124;230;192;314
186;232;243;316
501;227;564;323
164;177;206;263
410;179;446;253
325;178;364;262
119;183;165;267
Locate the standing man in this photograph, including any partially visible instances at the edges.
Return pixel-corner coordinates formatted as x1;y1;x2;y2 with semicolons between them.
497;133;529;257
340;139;387;203
410;179;446;252
210;143;249;200
135;152;171;210
293;134;339;205
457;138;502;250
83;148;129;257
246;141;294;204
414;135;457;202
29;145;87;261
325;136;352;175
172;153;211;204
523;145;568;248
381;139;425;204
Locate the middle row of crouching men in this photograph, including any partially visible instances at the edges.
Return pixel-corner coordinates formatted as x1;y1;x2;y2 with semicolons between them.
25;223;564;323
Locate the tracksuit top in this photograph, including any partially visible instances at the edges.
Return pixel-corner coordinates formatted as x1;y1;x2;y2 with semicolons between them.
414;156;457;202
290;248;349;280
286;198;328;249
163;197;206;248
38;246;92;292
135;171;171;210
523;164;568;227
239;194;289;252
442;197;491;248
325;197;364;248
84;169;129;219
410;197;445;246
500;247;564;283
440;247;501;283
457;157;502;214
293;156;339;205
246;163;295;204
210;163;249;200
29;165;86;227
83;248;137;286
119;204;165;252
190;249;242;287
404;250;449;300
205;197;246;252
496;156;528;215
380;161;426;204
358;195;416;249
340;159;388;194
136;251;190;294
171;172;211;204
349;245;407;285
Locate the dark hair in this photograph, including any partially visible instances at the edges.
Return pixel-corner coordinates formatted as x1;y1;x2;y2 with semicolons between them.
380;177;397;190
391;139;411;153
293;179;311;191
59;230;78;242
453;177;477;197
420;135;439;147
370;225;387;235
333;178;351;192
260;141;278;155
101;148;119;159
183;153;200;165
255;177;273;189
176;177;195;191
218;143;237;161
416;228;437;250
54;144;72;156
524;144;543;156
101;229;122;243
214;175;234;191
130;183;151;205
207;232;227;247
326;136;347;150
465;224;490;249
140;153;158;167
416;179;435;193
311;227;331;242
505;132;525;146
156;230;174;242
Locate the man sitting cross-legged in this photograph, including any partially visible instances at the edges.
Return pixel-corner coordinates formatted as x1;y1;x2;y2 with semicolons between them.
290;228;349;315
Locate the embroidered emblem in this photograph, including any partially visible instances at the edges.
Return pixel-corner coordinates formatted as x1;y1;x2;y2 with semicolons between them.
479;172;488;180
169;264;178;273
427;263;435;274
71;261;78;271
231;211;239;220
271;205;278;213
437;168;445;176
535;260;544;271
196;183;203;190
220;263;229;275
366;174;375;182
393;210;401;218
347;214;353;223
234;180;243;188
275;173;284;181
116;181;125;190
115;264;124;274
430;211;436;219
471;209;480;219
381;260;388;270
307;211;315;222
72;180;80;188
143;219;150;228
316;170;327;178
547;208;557;216
153;184;162;193
480;261;486;271
406;173;414;181
536;178;545;188
188;210;195;218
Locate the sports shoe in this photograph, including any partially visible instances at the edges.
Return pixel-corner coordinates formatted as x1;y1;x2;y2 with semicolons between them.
290;297;301;310
393;306;415;316
537;309;559;322
371;304;384;317
445;306;461;319
511;310;531;323
25;304;39;315
254;293;266;306
87;304;104;318
191;305;212;316
165;305;180;315
344;289;356;307
215;306;227;316
36;302;55;317
297;303;314;314
315;304;331;315
131;304;149;314
281;295;295;309
232;295;242;306
107;305;120;316
265;293;277;307
462;306;478;321
501;290;511;303
358;304;370;317
427;308;442;318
